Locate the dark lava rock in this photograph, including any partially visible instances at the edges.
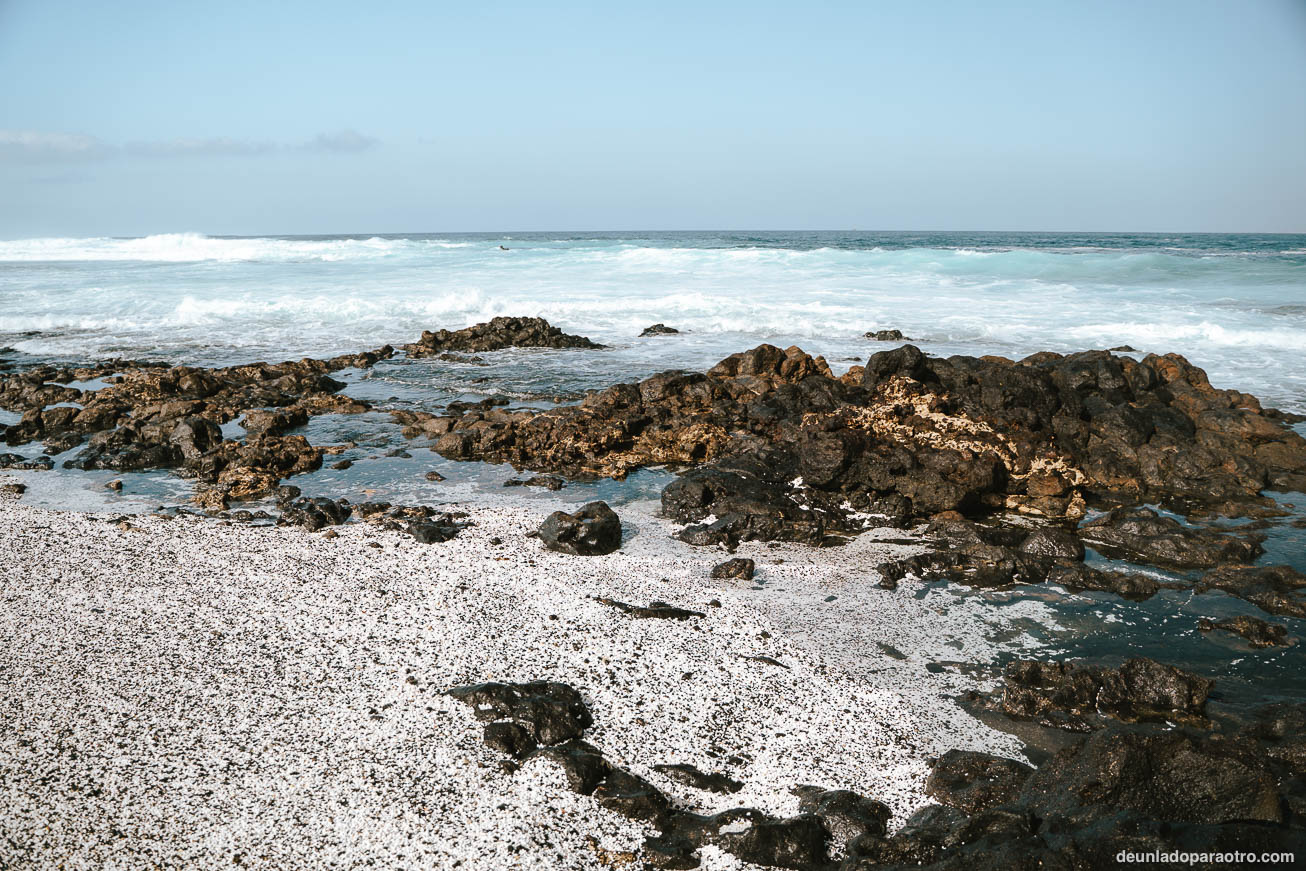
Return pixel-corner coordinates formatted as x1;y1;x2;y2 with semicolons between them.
1198;614;1290;648
653;763;742;794
450;677;851;869
0;350;384;508
1020;728;1284;825
664;462;833;547
865;329;910;341
1001;657;1213;729
593;768;673;825
711;557;756;581
878;550;1048;590
448;672;1303;869
1044;563;1162;601
503;474;564;491
844;803;970;867
446;680;592;746
482;721;537;759
0;453;53;470
0;482;26;496
594;597;705;620
278;496;352;531
641;323;680;336
530;740;611;794
793;786;891;845
710;814;829;869
1196;564;1306;619
925;750;1035;814
405;316;602;356
274;485;301;504
538;501;622;555
407;519;461;543
414;342;1306;550
877;517;1094;592
1079;507;1264;570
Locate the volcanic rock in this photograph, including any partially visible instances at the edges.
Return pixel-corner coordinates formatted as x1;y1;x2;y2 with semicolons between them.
711;557;756;580
1198;614;1290;647
925;750;1035;815
446;681;593;745
1196;564;1306;619
1001;657;1213;729
278;496;352;531
537;501;622;555
1079;507;1264;570
653;763;742;794
405;316;602;356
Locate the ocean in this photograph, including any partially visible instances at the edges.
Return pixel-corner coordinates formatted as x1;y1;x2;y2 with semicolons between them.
2;230;1305;411
2;230;1305;715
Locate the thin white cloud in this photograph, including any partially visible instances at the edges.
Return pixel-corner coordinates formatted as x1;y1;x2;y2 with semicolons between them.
0;129;110;162
0;129;380;163
304;129;378;153
123;136;277;158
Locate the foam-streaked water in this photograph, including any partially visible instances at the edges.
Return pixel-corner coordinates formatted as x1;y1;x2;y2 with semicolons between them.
3;230;1305;411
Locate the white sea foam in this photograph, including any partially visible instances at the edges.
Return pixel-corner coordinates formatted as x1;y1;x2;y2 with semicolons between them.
0;233;471;263
1;232;1302;410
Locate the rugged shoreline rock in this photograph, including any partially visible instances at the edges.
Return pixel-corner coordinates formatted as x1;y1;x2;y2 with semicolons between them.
404;316;602;356
0;317;606;511
423;342;1306;550
998;657;1214;731
448;677;1306;870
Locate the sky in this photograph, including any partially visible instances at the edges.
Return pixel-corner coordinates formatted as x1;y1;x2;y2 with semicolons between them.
1;0;1305;237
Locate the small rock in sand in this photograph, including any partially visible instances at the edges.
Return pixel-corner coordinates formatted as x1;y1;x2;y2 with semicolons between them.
711;557;755;581
538;501;622;555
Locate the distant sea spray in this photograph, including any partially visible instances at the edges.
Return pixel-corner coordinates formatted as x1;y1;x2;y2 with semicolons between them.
1;230;1303;411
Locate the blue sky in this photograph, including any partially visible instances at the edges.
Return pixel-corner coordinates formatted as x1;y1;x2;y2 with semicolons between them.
2;0;1305;236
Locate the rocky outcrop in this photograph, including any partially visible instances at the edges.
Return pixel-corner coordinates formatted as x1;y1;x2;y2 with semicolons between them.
446;679;878;870
278;496;352;531
1198;614;1290;648
0;349;388;508
537;501;622;555
925;750;1034;815
1079;507;1264;569
404;316;602;356
999;657;1214;730
653;763;742;794
0;317;612;510
0;453;54;470
641;324;680;336
449;678;1305;870
1196;564;1306;619
424;342;1306;550
865;329;910;341
594;597;706;620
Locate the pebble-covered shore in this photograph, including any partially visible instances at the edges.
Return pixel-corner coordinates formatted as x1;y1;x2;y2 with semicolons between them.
0;483;1035;870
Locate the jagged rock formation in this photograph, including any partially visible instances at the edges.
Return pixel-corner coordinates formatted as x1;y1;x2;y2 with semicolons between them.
423;342;1306;548
448;677;1306;870
0;318;605;509
404;316;602;356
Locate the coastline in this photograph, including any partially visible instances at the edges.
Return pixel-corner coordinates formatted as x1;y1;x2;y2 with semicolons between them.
0;484;1030;870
